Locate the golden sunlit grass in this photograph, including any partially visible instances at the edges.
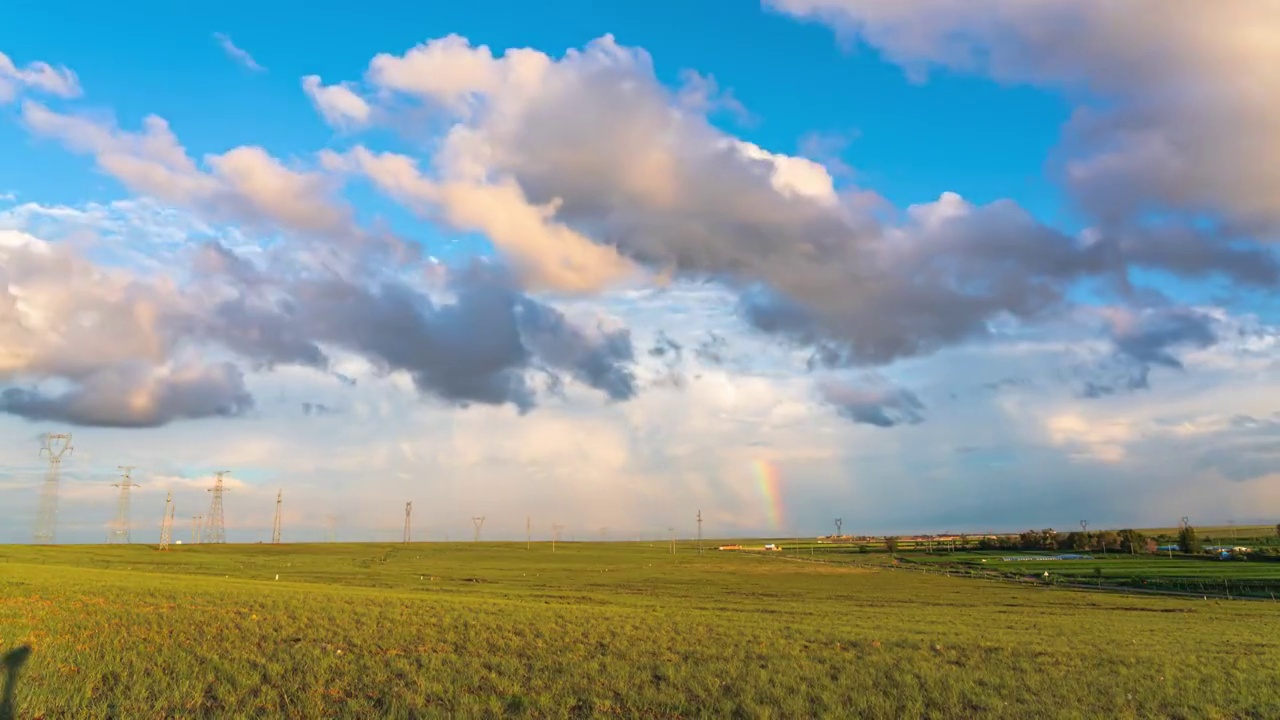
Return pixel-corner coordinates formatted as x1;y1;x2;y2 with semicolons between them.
2;542;1279;718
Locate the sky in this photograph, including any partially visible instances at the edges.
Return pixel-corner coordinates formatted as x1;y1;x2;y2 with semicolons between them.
2;1;1279;543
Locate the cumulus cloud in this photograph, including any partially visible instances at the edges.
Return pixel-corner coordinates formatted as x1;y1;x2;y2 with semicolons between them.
213;32;266;72
318;34;1112;369
0;361;253;427
301;75;370;130
767;0;1280;270
321;146;640;292
20;102;364;243
1;210;641;426
0;50;80;103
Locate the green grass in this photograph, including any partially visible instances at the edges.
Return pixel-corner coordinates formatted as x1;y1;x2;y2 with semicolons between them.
2;542;1279;719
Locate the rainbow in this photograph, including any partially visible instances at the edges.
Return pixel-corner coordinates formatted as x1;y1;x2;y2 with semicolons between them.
752;459;784;530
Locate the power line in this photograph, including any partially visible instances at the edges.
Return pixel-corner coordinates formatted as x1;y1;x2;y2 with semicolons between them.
33;432;73;544
472;516;485;543
109;466;140;544
271;489;283;544
403;502;412;544
158;492;174;551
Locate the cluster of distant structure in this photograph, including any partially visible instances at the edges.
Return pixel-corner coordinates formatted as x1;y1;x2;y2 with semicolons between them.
23;432;719;551
26;431;262;549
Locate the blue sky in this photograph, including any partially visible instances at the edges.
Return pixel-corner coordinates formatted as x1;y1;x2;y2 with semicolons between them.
1;1;1278;543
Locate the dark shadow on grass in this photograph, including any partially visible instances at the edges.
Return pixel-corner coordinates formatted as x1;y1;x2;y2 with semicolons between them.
1;645;31;720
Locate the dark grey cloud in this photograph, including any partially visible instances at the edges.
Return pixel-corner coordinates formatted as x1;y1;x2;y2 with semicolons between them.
0;361;253;427
1074;307;1218;398
199;256;638;413
818;378;925;428
1112;307;1217;369
1112;224;1280;287
730;197;1111;366
517;300;637;402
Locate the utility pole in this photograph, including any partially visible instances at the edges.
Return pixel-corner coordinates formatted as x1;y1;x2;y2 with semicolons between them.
668;526;676;555
697;510;703;555
33;433;73;544
159;492;174;551
526;515;531;550
551;523;564;552
472;516;485;543
204;471;230;544
403;502;412;544
271;490;282;544
109;466;141;544
191;516;203;544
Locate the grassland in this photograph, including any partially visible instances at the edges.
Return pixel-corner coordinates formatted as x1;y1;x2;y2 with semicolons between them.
3;542;1280;719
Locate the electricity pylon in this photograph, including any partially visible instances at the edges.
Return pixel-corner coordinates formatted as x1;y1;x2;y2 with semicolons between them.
551;524;564;552
697;510;703;555
526;515;531;550
271;490;282;544
109;466;140;544
326;514;337;542
668;526;676;555
834;518;843;537
159;492;174;551
191;516;203;543
403;502;412;543
472;516;485;543
33;433;73;544
204;471;230;544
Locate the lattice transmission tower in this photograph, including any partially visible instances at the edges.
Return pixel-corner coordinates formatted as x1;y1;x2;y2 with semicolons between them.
159;492;174;551
33;432;73;544
403;502;412;543
472;516;485;542
697;510;703;555
109;466;141;544
271;490;282;544
203;471;230;544
191;515;203;544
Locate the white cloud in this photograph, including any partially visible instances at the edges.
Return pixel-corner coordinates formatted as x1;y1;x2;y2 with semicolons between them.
301;75;371;130
0;50;80;103
20;102;362;242
767;0;1280;240
212;32;266;72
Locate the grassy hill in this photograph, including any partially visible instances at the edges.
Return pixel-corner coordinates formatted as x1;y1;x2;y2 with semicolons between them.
2;542;1279;718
